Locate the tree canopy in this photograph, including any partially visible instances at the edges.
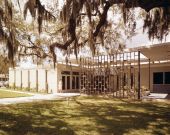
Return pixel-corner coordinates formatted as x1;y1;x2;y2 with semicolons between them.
0;0;170;66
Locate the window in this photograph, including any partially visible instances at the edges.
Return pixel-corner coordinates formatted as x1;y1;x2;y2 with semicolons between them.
61;71;70;75
165;72;170;84
62;76;65;90
67;76;70;89
72;76;75;89
130;73;133;88
76;76;79;89
72;72;79;75
153;72;163;84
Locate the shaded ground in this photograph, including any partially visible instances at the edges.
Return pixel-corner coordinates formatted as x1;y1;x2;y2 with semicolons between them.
0;89;31;98
0;96;170;135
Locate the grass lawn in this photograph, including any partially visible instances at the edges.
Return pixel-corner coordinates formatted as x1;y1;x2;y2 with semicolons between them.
0;96;170;135
0;89;31;98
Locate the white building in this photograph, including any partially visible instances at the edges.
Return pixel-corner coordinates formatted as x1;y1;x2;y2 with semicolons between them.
9;43;170;97
9;62;80;93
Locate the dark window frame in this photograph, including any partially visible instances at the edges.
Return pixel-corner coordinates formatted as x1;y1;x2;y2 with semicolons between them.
61;71;70;75
62;76;65;90
165;72;170;84
153;72;163;84
67;76;70;90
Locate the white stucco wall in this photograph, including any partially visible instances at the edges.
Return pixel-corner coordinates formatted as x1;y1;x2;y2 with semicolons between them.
15;69;22;88
47;69;57;93
9;69;15;87
37;69;47;92
22;70;29;88
29;69;37;90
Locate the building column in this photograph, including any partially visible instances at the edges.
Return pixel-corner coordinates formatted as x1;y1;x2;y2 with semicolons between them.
36;70;38;92
14;69;16;89
21;70;22;89
149;59;151;91
138;51;141;99
28;70;30;91
45;70;48;93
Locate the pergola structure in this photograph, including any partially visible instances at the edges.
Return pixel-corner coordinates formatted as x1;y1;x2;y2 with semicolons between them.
79;51;143;99
79;42;170;99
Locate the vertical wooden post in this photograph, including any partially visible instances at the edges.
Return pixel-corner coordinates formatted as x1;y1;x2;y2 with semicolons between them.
133;52;136;98
14;69;16;89
93;56;94;93
123;53;125;97
130;53;132;89
115;53;118;97
138;51;141;100
36;70;38;92
149;59;151;91
21;70;22;89
28;70;30;91
46;70;48;93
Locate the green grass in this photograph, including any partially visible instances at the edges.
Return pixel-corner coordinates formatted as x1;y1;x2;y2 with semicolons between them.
0;96;170;135
0;89;31;98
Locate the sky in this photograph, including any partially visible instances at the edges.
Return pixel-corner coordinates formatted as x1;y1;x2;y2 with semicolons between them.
126;26;170;48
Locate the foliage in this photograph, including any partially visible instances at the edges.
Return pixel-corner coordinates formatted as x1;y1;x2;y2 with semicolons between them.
0;0;170;66
143;7;170;40
24;0;170;64
0;0;17;65
24;0;55;33
0;55;12;73
0;0;55;67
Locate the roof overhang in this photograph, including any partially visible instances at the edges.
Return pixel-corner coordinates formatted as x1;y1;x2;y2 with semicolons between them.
135;42;170;61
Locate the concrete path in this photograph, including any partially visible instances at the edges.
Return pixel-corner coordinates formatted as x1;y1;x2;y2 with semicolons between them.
0;90;80;105
142;93;170;100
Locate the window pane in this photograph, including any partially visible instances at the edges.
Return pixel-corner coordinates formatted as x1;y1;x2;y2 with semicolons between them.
153;72;163;84
131;73;133;88
67;76;70;89
76;76;79;89
165;72;170;84
72;72;79;75
61;71;70;75
72;76;75;89
62;76;65;90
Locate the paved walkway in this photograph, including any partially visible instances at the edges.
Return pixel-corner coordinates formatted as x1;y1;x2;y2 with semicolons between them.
0;90;80;105
142;93;170;100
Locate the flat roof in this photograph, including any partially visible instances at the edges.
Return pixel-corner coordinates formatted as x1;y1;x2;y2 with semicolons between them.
130;42;170;61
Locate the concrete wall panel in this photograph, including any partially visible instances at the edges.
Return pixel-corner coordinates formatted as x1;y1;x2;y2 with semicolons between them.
9;69;15;87
47;69;57;93
37;69;46;92
15;70;22;88
22;70;29;88
29;69;37;91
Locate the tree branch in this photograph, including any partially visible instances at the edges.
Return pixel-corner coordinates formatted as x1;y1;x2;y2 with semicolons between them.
93;1;111;37
109;0;170;12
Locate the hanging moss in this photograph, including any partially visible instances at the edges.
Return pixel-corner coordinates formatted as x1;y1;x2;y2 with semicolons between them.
24;0;55;33
143;7;170;41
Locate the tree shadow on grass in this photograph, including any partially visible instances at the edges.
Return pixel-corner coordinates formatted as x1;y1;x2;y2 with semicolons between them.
0;98;170;135
74;98;170;135
0;111;75;135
